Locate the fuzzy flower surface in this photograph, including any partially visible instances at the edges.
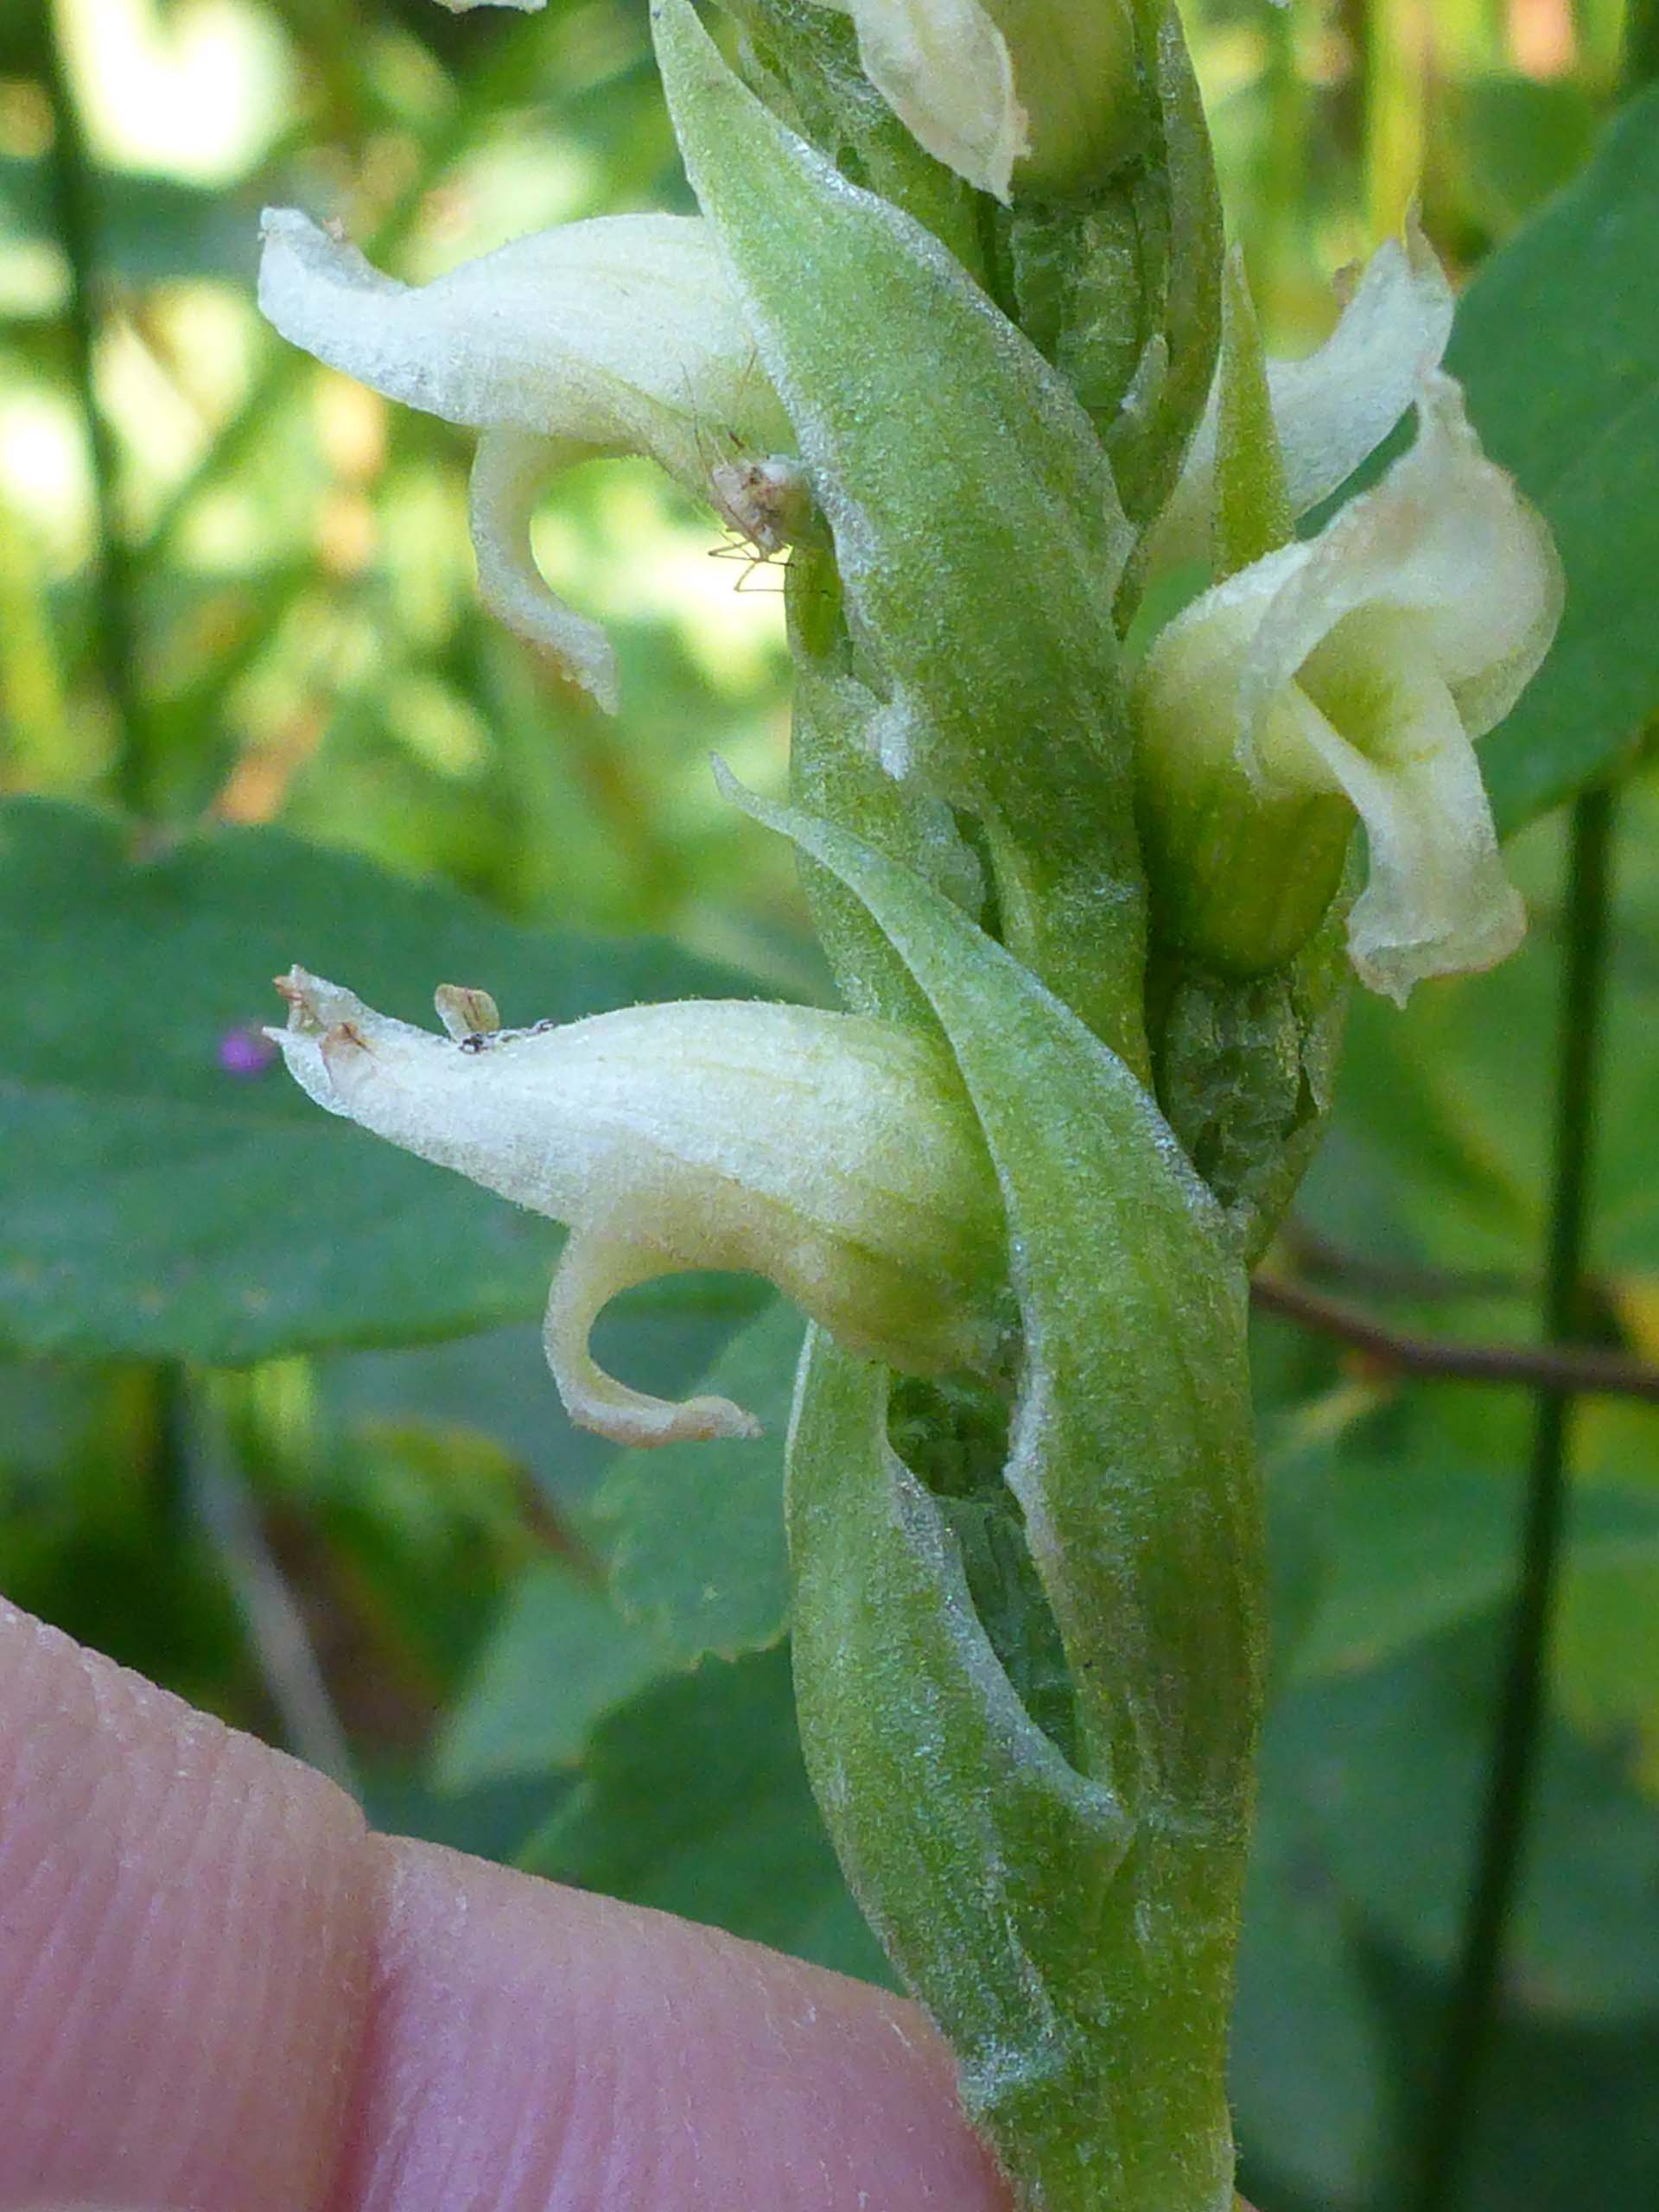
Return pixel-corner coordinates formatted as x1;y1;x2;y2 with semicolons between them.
1147;218;1458;575
270;970;1004;1447
257;209;797;710
809;0;1140;200
1135;369;1563;1001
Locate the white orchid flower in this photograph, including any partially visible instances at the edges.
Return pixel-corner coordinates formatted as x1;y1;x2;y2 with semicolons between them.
1135;370;1563;1003
257;209;798;711
1148;218;1457;575
810;0;1137;201
270;969;1004;1448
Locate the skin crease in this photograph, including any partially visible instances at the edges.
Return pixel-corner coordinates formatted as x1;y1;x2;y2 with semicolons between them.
0;1601;1262;2212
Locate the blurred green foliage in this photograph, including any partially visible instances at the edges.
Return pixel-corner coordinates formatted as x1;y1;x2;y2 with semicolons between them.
3;3;1659;2209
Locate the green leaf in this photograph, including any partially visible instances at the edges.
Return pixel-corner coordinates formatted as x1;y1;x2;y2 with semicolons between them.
733;779;1262;2211
1268;1383;1659;1688
431;1558;668;1793
1452;86;1659;833
654;0;1149;1067
1230;1760;1388;2210
1286;1616;1659;2023
1295;807;1659;1286
0;799;744;1363
1551;1547;1659;1797
596;1300;803;1669
523;1643;892;1985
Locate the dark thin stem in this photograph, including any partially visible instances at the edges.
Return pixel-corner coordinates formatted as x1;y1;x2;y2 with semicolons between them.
1274;1221;1535;1306
1409;785;1618;2212
1250;1273;1657;1402
40;3;148;811
186;1385;359;1796
1624;0;1659;90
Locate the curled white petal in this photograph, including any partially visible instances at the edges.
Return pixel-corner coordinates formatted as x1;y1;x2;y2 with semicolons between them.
257;208;785;469
469;429;620;710
543;1228;762;1447
269;969;1002;1446
1287;645;1526;1003
1237;372;1563;741
816;0;1028;200
1138;370;1561;1001
258;207;791;699
1151;218;1457;571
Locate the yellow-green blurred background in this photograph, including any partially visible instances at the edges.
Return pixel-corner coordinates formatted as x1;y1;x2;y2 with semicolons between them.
1;0;1633;955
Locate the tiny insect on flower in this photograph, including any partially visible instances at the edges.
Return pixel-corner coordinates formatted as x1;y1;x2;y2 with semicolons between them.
269;969;1006;1448
708;454;814;559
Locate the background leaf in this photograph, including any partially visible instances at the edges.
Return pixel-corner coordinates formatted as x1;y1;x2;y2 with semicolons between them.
596;1300;801;1669
0;799;748;1363
522;1643;893;1985
432;1556;667;1794
1280;1616;1659;2024
1452;86;1659;834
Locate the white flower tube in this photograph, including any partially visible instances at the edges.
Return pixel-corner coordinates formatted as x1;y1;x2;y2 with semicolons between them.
1148;218;1457;574
257;209;797;710
270;970;1004;1447
810;0;1136;201
1135;371;1563;1002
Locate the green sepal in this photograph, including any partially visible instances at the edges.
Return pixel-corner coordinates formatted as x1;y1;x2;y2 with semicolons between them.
1213;247;1294;580
656;0;1149;1071
715;0;987;276
724;766;1263;2212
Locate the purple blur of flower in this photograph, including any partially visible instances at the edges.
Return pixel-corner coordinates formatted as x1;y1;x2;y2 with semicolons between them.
218;1023;279;1078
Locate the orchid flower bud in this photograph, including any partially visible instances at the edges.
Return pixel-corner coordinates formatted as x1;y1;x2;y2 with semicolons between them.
257;210;798;711
269;970;1004;1447
1134;371;1563;1002
1147;215;1456;575
810;0;1140;202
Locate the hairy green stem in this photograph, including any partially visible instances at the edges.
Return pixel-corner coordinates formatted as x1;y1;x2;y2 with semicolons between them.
41;3;148;811
1410;783;1618;2212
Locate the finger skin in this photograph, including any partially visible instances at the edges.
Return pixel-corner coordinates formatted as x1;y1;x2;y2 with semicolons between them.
0;1602;1011;2212
0;1603;372;2212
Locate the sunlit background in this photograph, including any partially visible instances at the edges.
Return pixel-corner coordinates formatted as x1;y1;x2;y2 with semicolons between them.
2;0;1631;948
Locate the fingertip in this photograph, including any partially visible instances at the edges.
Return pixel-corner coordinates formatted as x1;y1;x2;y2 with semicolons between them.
0;1602;375;2212
328;1835;1010;2211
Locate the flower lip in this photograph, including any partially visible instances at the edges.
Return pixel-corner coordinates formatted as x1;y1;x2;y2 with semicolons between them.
256;207;794;709
1135;368;1562;1001
267;968;1006;1446
1148;217;1457;576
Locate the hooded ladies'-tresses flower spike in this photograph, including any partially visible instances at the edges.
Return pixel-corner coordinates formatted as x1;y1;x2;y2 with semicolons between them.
269;970;1004;1448
257;209;798;710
